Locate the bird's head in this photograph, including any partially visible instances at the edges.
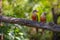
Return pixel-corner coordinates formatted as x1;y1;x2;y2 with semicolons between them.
33;10;38;14
44;12;47;15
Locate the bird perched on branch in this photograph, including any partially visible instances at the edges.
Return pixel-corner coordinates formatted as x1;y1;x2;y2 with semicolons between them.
32;10;38;22
31;10;38;34
29;10;39;40
40;12;46;23
40;12;47;34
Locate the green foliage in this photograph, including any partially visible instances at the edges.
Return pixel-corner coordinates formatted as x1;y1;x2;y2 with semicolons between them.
2;0;60;40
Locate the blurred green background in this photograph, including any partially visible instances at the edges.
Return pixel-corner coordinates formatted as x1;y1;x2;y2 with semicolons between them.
1;0;60;40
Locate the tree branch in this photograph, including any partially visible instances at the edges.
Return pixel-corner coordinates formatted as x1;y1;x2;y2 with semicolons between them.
0;16;60;32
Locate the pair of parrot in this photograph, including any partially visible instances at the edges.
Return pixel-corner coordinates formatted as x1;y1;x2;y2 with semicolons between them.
31;10;46;34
